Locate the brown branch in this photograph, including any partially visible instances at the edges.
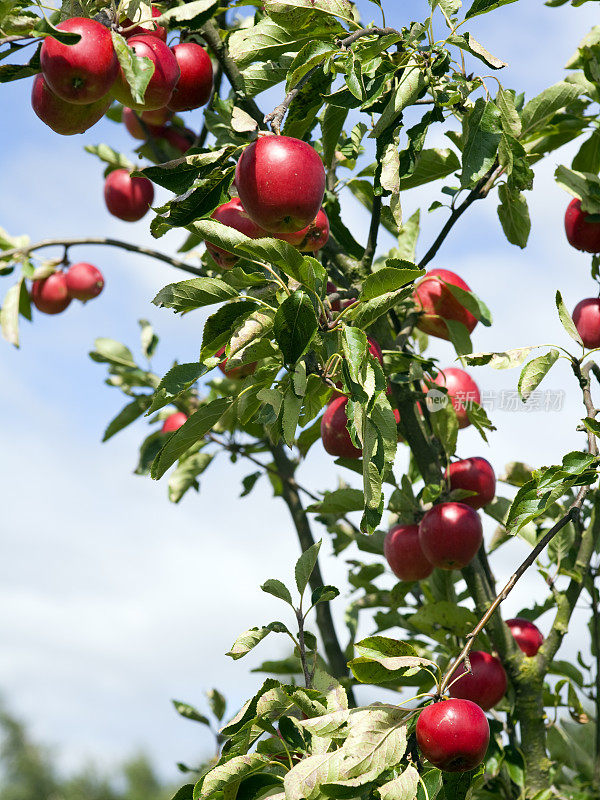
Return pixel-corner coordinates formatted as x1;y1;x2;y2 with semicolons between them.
0;238;204;276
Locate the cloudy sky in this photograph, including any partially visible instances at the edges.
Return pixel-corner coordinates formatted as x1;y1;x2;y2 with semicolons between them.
1;0;600;782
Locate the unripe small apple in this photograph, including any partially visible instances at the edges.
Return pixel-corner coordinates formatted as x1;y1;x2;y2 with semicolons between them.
448;651;507;710
121;6;167;41
414;268;477;341
104;168;154;222
31;74;110;135
321;396;362;459
122;106;166;139
167;42;213;111
506;617;543;657
40;17;118;104
162;411;188;432
418;502;483;570
235;135;326;233
384;524;433;581
431;367;480;429
31;272;71;314
416;699;489;772
573;298;600;348
111;35;180;111
446;457;496;510
216;346;257;379
65;262;105;301
565;198;600;253
207;198;268;268
276;209;330;252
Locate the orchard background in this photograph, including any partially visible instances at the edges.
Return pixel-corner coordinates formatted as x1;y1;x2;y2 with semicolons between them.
3;0;600;797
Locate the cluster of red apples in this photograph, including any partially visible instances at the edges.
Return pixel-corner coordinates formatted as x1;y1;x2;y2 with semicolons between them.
30;262;104;314
564;198;600;349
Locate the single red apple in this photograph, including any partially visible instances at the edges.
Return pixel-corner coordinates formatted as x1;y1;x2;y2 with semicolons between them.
235;135;326;233
167;42;213;111
31;272;71;314
216;346;257;379
573;298;600;348
104;168;154;221
448;651;507;710
446;457;496;510
40;17;118;104
431;367;480;429
65;262;105;301
207;198;268;268
31;74;110;135
161;125;195;153
565;198;600;253
414;268;477;341
418;502;483;570
111;34;180;111
276;209;330;252
122;106;166;139
162;411;188;432
384;524;433;581
321;396;362;459
121;6;167;41
506;618;543;657
416;699;489;772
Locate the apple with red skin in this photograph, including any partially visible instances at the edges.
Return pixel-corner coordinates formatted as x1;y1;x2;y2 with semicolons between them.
431;367;480;429
448;651;507;710
31;74;111;135
506;618;543;657
414;268;477;341
111;35;180;111
564;198;600;253
321;396;362;459
121;6;167;41
367;336;384;365
162;411;188;433
276;209;330;252
65;262;105;301
207;198;268;268
161;125;195;154
446;457;496;510
384;524;433;581
31;272;71;315
40;17;118;104
104;168;154;222
418;502;483;570
235;135;325;233
416;699;489;772
122;106;166;139
216;346;257;379
167;43;213;111
573;298;600;348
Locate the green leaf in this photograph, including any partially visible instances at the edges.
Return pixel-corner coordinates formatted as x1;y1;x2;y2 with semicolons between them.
465;0;518;18
226;627;273;660
89;338;137;368
556;290;583;345
111;31;154;106
172;700;210;726
103;396;151;442
307;488;365;514
85;143;134;172
360;265;423;301
463;347;537;369
461;98;502;187
206;688;226;721
447;32;507;69
400;148;460;190
261;579;293;605
1;278;27;348
311;585;340;605
521;81;581;138
273;290;318;364
395;210;420;262
554;166;600;215
148;362;208;414
496;87;522;137
429;398;459;456
32;16;81;43
168;452;213;503
139;319;158;360
497;183;531;248
370;66;427;139
349;637;437;684
199;755;271;800
411;602;478;638
295;540;322;597
200;301;260;359
151;398;231;479
377;765;419;800
322;104;349;168
153;277;238;313
518;349;560;401
157;0;217;23
573;130;600;174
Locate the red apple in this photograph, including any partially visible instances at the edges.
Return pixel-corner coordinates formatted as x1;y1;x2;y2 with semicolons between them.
384;524;433;581
235;135;326;233
418;502;483;570
216;346;257;379
367;336;383;365
122;106;166;139
414;268;477;341
416;699;489;772
121;6;167;41
111;35;180;111
104;168;154;222
564;198;600;253
65;262;105;301
31;74;110;135
321;396;362;459
162;411;188;432
573;298;600;348
431;367;480;429
161;125;195;153
446;457;496;510
167;42;213;111
207;198;268;268
31;272;71;314
326;281;341;312
276;209;330;252
448;651;507;710
40;17;118;104
506;618;543;657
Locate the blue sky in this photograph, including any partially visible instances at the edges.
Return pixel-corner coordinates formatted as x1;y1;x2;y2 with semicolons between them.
1;0;600;780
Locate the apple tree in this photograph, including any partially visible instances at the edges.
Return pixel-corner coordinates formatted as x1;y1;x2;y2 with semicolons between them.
2;0;600;797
